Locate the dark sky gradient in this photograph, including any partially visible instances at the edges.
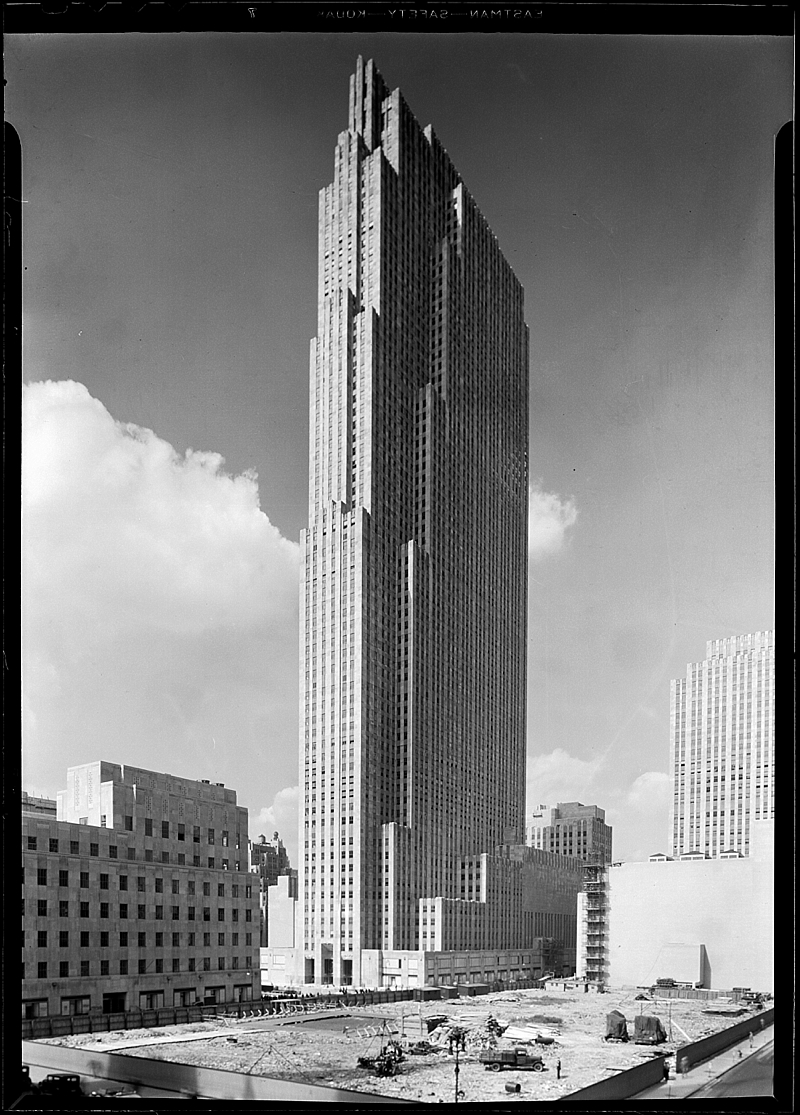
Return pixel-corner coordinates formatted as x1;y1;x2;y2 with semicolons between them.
10;33;789;859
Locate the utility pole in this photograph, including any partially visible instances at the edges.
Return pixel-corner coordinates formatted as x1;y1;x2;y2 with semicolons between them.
454;1046;460;1103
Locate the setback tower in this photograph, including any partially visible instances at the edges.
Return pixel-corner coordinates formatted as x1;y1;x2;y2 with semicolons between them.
299;58;529;986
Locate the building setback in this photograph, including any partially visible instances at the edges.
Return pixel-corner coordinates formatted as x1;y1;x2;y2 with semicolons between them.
299;57;529;987
668;631;774;858
527;802;612;864
22;763;260;1019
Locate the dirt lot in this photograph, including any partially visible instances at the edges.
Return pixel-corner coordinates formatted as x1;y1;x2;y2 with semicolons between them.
40;989;751;1103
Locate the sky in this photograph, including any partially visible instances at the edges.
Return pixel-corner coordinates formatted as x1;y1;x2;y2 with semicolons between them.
9;32;788;866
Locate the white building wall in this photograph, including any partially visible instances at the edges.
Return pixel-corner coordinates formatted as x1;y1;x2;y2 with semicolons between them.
606;820;773;992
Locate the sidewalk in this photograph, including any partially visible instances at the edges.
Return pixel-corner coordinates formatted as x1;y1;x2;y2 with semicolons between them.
635;1023;774;1099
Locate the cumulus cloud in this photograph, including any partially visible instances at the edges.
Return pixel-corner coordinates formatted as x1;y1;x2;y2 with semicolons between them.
627;770;671;813
526;747;602;812
22;380;300;810
528;482;578;558
250;786;300;867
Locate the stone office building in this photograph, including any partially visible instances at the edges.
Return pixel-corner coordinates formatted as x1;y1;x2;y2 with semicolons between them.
22;762;261;1019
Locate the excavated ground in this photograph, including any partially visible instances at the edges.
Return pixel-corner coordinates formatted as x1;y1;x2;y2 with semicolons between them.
39;988;751;1103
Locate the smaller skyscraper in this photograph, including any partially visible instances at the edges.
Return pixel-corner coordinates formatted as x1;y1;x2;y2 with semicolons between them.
668;631;774;858
528;802;612;864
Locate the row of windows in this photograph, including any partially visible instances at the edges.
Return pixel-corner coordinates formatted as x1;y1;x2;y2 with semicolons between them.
26;826;241;852
26;873;248;896
25;957;253;979
26;929;252;948
23;899;252;922
27;860;251;884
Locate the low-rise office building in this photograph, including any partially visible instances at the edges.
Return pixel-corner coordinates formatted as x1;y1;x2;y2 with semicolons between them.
22;762;261;1019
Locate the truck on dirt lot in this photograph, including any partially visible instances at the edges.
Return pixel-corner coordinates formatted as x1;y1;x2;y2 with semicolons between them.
479;1048;545;1072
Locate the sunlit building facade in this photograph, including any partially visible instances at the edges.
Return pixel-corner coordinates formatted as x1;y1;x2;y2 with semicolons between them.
668;631;775;858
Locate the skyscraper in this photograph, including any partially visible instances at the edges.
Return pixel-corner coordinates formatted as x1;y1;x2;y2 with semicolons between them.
668;631;774;858
299;58;529;987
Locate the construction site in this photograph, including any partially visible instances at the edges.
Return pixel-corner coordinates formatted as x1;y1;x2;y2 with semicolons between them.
29;985;771;1103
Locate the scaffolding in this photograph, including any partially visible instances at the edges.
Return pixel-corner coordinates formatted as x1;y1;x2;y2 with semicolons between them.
583;861;608;989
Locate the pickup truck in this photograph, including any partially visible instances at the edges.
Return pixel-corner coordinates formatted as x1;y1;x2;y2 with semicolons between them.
479;1048;545;1072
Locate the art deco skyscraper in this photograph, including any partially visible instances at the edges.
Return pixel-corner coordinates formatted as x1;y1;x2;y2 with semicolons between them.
668;631;774;859
299;59;529;986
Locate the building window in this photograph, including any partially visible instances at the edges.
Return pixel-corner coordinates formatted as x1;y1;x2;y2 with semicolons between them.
120;875;128;891
38;962;47;979
70;840;80;854
37;869;47;886
161;822;170;839
178;824;185;842
188;907;195;921
203;908;210;922
100;960;109;975
109;845;118;859
120;904;128;919
137;877;146;892
217;909;225;922
203;958;210;971
124;816;133;831
188;959;196;972
58;870;69;887
155;878;163;893
155;959;163;974
49;839;59;853
60;961;69;977
100;903;109;919
172;906;179;920
80;902;90;918
138;932;146;947
138;960;147;974
59;931;69;947
120;932;128;947
81;961;90;977
27;837;37;851
203;883;210;897
37;900;48;917
155;906;163;920
120;960;128;975
90;843;99;857
100;931;109;947
138;905;146;919
145;819;153;836
100;874;109;890
37;931;48;947
80;872;89;888
80;932;90;947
